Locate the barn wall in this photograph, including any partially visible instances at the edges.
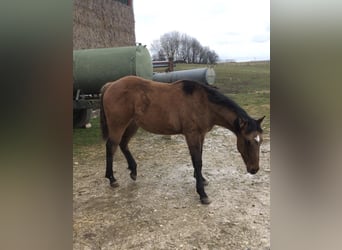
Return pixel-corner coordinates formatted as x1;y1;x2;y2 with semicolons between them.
73;0;135;49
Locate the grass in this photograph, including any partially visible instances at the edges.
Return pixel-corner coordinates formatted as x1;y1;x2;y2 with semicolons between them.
73;61;270;151
214;61;270;136
73;116;102;155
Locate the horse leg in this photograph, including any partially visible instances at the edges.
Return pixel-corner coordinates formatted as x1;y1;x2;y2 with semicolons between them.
106;138;119;187
120;122;139;181
186;134;211;204
193;137;209;186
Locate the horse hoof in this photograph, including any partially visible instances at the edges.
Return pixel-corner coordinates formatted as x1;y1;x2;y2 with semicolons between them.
203;180;209;186
110;181;119;188
130;173;137;181
200;197;211;205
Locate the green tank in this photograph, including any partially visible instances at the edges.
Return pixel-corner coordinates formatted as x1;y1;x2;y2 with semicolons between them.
73;45;152;128
73;45;153;94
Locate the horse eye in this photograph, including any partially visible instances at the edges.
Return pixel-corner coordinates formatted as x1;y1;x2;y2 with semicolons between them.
246;140;251;145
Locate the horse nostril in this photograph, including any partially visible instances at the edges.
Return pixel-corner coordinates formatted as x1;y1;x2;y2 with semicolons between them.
249;169;258;174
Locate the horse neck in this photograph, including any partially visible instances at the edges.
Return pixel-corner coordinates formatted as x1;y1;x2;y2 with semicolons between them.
210;103;239;133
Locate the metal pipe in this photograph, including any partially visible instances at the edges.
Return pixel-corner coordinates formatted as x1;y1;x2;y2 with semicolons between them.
152;67;215;85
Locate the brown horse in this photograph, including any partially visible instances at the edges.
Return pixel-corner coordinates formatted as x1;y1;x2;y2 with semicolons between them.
100;75;264;204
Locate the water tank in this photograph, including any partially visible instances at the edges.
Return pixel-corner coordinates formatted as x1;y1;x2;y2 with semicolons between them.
73;45;153;94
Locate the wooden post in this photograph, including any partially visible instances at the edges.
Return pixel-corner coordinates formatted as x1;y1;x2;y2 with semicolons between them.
168;56;174;72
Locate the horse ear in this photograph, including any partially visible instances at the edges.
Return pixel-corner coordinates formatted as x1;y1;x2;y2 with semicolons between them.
234;117;247;133
256;116;265;124
238;117;247;129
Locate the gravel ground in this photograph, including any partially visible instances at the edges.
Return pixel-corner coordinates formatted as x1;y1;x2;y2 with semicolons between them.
73;126;270;249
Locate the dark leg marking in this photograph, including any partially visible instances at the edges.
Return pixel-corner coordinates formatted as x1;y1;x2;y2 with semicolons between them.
106;139;119;187
187;138;211;204
120;122;139;181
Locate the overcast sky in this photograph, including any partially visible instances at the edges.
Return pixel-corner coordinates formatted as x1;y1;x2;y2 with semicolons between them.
134;0;270;62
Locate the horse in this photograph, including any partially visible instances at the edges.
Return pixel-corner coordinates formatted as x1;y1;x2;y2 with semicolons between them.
100;75;265;204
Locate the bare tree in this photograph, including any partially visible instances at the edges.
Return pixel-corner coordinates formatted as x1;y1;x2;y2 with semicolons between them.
150;39;166;60
207;50;219;64
152;31;219;64
179;33;192;63
150;39;161;56
198;46;209;64
160;31;181;59
190;38;201;63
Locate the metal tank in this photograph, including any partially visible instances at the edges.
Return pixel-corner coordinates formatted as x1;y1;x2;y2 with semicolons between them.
73;45;153;95
73;45;153;128
152;67;215;85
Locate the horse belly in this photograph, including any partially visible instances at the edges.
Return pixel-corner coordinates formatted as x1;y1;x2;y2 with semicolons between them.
135;110;182;135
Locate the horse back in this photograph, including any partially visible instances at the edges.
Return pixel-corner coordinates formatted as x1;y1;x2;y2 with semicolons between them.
102;76;213;135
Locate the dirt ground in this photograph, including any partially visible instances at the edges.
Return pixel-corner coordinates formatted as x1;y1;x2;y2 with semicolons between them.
73;126;270;249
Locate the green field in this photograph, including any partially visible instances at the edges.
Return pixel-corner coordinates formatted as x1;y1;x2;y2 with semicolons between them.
73;61;270;149
214;61;270;136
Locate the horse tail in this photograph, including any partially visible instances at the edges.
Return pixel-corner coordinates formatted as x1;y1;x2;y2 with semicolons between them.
100;83;111;140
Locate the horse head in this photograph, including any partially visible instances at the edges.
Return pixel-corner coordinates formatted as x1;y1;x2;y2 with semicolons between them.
235;116;265;174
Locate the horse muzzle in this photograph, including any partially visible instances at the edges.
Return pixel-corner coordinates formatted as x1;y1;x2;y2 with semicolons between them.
248;168;259;175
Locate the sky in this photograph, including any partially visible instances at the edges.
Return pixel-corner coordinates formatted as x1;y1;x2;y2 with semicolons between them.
134;0;270;62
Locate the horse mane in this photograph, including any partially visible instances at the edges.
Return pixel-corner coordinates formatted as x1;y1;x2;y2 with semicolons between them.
181;80;262;133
